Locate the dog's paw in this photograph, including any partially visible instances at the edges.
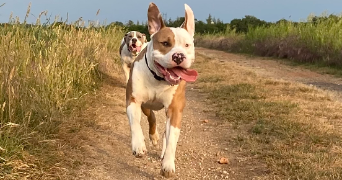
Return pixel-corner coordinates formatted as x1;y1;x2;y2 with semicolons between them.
132;136;147;158
160;158;175;178
149;132;159;146
160;168;175;178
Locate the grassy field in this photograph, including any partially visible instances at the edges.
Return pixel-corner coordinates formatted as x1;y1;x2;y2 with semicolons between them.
195;15;342;75
194;53;342;179
0;19;124;178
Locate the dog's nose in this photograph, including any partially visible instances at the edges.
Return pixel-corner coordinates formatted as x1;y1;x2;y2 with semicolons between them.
172;53;186;65
132;38;137;43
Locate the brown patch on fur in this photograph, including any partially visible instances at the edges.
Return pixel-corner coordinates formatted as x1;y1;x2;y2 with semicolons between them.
130;96;136;103
136;32;147;44
153;28;175;55
126;61;135;108
167;80;187;128
141;107;157;135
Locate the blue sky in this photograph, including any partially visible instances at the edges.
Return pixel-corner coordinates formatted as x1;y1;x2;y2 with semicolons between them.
0;0;341;25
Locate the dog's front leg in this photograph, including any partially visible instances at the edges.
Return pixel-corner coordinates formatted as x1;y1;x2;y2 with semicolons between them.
160;82;186;177
160;110;182;177
127;101;147;157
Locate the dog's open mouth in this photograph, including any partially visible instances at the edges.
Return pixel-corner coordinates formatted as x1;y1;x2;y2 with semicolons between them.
155;62;198;85
129;44;141;53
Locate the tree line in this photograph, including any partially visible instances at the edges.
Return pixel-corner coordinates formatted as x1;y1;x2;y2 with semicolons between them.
2;13;340;35
108;13;342;36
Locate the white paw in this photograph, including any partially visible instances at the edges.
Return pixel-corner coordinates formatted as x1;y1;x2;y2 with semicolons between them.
161;156;175;178
149;131;159;146
131;135;146;157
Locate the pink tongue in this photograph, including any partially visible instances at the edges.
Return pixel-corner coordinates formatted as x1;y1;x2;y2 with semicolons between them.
136;46;141;52
169;67;198;82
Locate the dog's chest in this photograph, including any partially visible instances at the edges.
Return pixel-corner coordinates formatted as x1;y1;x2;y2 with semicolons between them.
141;85;177;110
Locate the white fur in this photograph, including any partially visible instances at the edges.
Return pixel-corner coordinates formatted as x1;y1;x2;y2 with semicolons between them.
152;28;195;71
126;2;195;177
127;102;146;156
161;121;180;173
120;31;148;83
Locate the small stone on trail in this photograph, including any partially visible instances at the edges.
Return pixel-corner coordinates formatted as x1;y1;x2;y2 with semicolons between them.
218;157;229;164
203;119;209;123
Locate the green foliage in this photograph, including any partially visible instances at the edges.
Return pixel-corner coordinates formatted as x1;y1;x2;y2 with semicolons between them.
230;15;269;33
197;13;342;69
109;14;230;38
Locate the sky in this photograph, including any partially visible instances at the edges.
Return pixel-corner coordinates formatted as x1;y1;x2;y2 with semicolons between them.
0;0;342;25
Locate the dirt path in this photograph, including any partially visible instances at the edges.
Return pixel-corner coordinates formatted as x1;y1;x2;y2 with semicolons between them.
60;73;242;180
59;48;342;180
196;48;342;100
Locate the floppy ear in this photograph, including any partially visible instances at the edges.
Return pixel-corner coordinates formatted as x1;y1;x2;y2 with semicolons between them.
147;3;165;35
124;32;129;43
180;4;195;37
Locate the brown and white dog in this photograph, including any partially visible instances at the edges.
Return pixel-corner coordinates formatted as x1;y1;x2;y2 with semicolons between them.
119;31;147;83
126;3;197;178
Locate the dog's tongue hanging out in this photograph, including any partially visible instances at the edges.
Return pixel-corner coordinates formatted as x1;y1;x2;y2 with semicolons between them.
156;63;198;85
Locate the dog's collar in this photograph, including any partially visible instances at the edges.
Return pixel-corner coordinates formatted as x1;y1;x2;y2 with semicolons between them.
145;53;165;81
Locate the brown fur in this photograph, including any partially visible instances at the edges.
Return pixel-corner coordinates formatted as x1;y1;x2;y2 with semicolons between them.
167;80;187;128
141;107;157;135
152;28;176;55
148;3;165;35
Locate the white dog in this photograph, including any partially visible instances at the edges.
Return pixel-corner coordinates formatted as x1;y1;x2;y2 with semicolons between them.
125;3;197;178
119;31;147;83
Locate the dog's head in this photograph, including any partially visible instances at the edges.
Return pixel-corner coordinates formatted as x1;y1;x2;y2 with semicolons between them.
124;31;147;56
147;3;197;85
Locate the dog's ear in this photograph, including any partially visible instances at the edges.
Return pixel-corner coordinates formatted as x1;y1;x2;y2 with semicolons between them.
124;32;129;43
180;4;195;37
147;3;165;35
142;33;147;43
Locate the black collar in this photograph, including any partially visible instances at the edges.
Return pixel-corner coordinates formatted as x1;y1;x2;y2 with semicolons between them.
145;53;165;81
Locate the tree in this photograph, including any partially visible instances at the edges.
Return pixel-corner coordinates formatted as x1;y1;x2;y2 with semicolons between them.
126;20;134;26
230;15;267;33
206;14;213;24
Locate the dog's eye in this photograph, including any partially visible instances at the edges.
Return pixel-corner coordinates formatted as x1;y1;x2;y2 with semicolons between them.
129;36;132;38
138;36;142;38
185;44;190;47
162;41;169;46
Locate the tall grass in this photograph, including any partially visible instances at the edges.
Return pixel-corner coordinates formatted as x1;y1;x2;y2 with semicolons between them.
0;13;124;177
196;14;342;68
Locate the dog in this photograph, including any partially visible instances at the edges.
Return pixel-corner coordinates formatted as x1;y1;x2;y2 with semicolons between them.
119;31;147;83
126;3;197;178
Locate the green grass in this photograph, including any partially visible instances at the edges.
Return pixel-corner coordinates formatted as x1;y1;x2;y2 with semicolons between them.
194;53;342;179
195;14;342;75
0;18;124;178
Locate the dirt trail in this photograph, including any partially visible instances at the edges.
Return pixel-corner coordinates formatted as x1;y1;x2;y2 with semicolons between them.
196;48;342;100
60;48;342;180
61;74;241;180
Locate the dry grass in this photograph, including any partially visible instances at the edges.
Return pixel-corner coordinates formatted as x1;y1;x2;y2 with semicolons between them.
0;11;124;179
193;53;342;179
